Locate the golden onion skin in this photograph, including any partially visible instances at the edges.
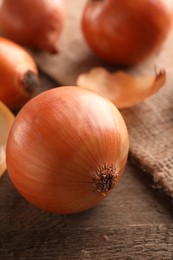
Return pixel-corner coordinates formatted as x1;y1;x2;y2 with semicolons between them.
6;87;129;214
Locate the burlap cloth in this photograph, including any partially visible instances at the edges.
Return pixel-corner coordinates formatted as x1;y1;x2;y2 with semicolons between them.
33;0;173;197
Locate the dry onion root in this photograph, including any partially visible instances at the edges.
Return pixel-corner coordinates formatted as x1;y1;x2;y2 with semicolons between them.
0;102;14;177
76;67;166;109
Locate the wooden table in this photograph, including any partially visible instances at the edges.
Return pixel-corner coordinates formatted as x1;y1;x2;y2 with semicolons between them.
0;72;173;260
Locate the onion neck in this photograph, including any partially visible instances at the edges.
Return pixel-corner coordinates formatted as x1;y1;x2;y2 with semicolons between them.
92;164;118;196
22;70;40;95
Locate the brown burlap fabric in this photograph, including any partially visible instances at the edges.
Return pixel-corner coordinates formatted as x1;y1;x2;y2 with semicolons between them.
121;87;173;196
33;0;173;197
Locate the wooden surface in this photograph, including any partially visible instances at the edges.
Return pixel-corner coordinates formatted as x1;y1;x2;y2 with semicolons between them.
1;160;173;259
1;0;173;258
1;73;173;259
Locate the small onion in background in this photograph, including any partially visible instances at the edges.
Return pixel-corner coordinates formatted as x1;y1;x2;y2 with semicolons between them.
0;37;39;110
82;0;173;65
6;87;129;214
0;0;66;53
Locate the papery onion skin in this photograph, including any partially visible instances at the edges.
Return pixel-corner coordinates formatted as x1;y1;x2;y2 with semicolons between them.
6;87;129;214
82;0;173;65
0;101;15;177
0;0;66;53
0;37;39;110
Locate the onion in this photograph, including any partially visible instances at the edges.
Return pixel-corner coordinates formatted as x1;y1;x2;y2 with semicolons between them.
0;101;14;177
0;37;39;110
82;0;173;65
6;87;129;214
0;0;66;53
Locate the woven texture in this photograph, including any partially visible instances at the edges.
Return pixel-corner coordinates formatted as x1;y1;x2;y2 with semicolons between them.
33;0;173;197
121;89;173;195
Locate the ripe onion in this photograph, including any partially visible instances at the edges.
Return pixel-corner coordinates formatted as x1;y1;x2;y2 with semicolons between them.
0;0;66;53
82;0;173;65
6;87;129;214
0;102;14;177
0;37;39;110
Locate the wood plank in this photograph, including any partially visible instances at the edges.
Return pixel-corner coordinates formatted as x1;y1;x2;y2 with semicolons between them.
1;161;173;259
0;72;173;259
1;225;173;259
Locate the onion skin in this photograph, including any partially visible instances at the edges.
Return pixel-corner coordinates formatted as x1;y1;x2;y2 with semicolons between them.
77;67;166;109
0;0;66;53
0;101;15;177
82;0;173;65
6;87;129;214
0;37;39;110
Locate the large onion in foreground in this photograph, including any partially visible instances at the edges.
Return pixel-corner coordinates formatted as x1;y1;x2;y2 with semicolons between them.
6;87;129;214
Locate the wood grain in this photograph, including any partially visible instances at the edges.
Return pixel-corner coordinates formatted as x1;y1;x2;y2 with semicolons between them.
1;225;173;259
1;6;173;254
0;160;173;259
0;72;173;259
